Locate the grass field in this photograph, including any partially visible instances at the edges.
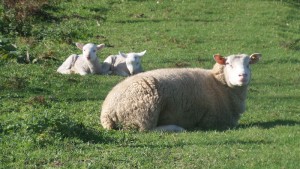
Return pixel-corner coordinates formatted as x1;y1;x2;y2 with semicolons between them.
1;0;300;168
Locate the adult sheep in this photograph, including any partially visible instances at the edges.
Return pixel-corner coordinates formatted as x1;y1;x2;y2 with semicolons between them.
101;50;146;76
100;53;261;132
57;43;105;75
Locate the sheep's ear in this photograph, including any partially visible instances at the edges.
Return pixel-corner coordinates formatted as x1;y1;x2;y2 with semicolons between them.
214;54;226;65
249;53;261;64
119;52;127;57
97;44;105;51
136;50;146;57
76;43;84;50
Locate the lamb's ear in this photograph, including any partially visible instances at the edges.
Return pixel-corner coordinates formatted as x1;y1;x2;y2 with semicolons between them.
119;51;127;57
214;54;226;65
136;50;146;57
249;53;261;64
76;43;84;50
97;44;105;51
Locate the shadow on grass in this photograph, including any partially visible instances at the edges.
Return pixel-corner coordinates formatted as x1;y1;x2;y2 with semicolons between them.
113;18;220;24
187;119;300;132
206;139;272;146
27;114;113;144
274;0;300;51
37;1;114;23
237;119;300;129
54;120;112;144
62;95;107;102
272;0;300;7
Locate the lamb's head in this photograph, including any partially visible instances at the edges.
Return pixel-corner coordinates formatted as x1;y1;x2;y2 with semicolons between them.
76;43;105;61
119;50;146;75
213;53;261;87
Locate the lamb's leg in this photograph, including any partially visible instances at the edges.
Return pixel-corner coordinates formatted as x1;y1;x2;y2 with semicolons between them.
153;125;186;132
101;62;112;75
57;54;77;74
117;70;130;77
73;65;89;75
101;56;114;75
57;69;73;74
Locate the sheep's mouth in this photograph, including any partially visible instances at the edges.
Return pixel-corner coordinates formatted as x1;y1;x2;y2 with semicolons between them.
238;80;249;86
240;79;248;83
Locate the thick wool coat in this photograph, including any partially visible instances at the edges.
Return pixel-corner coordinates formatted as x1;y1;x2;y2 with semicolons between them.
100;63;248;131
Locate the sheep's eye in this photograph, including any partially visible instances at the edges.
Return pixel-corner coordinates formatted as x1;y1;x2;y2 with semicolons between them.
226;62;233;68
93;50;96;52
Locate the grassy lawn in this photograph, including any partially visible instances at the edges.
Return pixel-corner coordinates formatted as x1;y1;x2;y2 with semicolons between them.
1;0;300;168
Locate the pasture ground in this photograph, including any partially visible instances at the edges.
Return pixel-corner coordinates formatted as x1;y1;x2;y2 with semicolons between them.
1;0;300;168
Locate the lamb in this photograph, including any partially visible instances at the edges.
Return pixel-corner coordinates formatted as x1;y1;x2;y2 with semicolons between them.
57;43;105;75
100;53;261;132
101;50;146;76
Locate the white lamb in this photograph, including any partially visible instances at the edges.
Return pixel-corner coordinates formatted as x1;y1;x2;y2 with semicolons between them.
57;43;105;75
100;53;261;132
101;50;146;76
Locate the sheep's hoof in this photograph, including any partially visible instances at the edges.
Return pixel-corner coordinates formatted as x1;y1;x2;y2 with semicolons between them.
153;125;185;132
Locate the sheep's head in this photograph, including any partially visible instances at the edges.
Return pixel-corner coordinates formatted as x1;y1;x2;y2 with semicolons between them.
213;53;261;87
76;43;105;61
119;50;146;75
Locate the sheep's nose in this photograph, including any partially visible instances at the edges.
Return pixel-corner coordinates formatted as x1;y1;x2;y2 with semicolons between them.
87;55;91;60
239;73;248;78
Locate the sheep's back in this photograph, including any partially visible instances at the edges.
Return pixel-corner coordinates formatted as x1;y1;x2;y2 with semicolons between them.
72;55;90;73
114;56;130;75
101;72;162;130
147;68;233;129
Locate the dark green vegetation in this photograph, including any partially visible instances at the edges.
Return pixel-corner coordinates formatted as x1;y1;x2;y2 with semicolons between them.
1;0;300;168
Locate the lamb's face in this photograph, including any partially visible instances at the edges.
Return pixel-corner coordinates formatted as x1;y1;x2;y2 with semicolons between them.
120;50;146;75
126;54;141;74
76;43;105;62
214;53;261;87
82;43;98;61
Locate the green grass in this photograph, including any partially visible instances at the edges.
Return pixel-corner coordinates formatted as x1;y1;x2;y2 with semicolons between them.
1;0;300;168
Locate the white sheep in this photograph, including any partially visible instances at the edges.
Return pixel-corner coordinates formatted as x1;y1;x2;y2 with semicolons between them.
57;43;105;75
100;53;261;132
101;50;146;76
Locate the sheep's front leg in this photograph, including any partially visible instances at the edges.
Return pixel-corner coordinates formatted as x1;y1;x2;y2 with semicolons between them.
153;125;185;132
